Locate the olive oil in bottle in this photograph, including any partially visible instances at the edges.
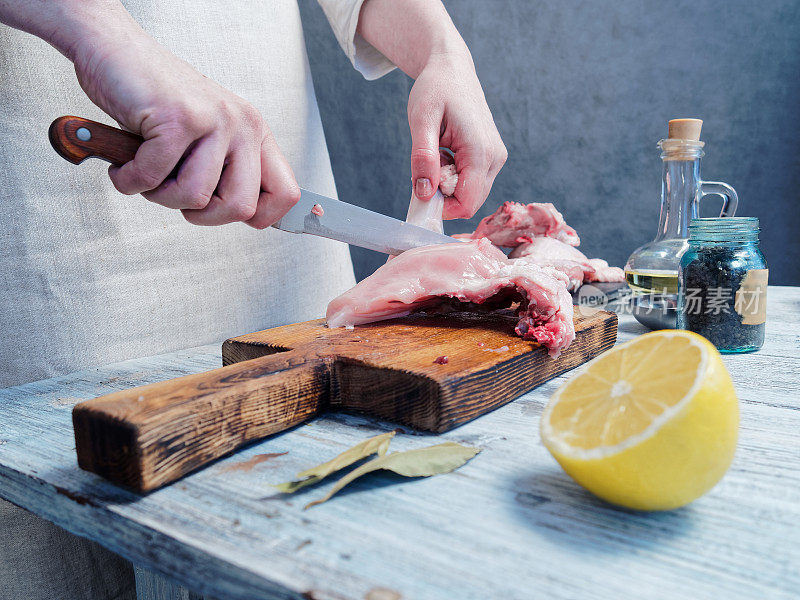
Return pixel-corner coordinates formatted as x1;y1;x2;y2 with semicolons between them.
624;118;738;328
625;269;680;295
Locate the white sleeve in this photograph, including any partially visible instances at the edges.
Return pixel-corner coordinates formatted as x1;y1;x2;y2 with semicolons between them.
316;0;397;80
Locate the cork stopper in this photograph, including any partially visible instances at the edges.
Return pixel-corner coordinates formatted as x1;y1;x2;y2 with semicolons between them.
668;118;703;141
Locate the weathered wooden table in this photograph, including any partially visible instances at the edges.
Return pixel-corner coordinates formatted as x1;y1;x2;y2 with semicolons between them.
1;287;798;600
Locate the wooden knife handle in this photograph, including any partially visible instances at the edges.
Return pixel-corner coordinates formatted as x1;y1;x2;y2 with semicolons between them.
73;350;331;492
49;115;142;166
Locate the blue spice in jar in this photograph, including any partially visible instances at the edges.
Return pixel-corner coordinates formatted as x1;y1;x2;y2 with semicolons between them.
678;218;767;353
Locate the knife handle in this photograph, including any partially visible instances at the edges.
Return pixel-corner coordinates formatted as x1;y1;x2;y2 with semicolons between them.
49;116;142;167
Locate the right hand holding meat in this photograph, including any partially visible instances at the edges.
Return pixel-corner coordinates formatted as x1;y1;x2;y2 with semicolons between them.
406;51;507;220
71;11;299;228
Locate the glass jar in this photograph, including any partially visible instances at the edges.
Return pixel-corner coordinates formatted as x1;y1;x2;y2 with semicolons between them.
677;217;767;353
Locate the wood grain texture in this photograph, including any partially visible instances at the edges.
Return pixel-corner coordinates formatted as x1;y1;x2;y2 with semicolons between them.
224;309;618;432
49;116;140;166
0;287;797;600
74;309;616;492
73;350;329;491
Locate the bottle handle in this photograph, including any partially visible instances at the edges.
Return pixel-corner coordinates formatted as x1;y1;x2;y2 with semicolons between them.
700;181;738;217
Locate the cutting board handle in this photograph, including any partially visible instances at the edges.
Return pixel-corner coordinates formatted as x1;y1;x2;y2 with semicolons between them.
73;350;330;492
49;116;142;166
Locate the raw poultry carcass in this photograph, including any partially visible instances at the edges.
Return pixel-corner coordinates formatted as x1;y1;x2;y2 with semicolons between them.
509;237;625;290
327;238;575;357
515;257;591;292
456;200;624;290
467;201;580;247
583;259;625;283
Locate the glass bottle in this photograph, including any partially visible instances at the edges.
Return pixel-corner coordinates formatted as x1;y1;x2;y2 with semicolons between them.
677;218;767;353
625;119;738;329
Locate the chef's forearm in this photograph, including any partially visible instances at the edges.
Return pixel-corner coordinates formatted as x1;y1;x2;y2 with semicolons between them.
356;0;473;79
0;0;143;66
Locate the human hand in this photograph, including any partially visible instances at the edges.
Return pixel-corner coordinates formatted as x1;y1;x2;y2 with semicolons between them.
407;51;507;220
69;7;298;227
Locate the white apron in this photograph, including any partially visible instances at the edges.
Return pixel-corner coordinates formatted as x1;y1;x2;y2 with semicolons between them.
0;0;393;388
0;1;393;598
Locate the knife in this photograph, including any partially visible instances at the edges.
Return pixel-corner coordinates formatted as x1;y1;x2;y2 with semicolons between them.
48;116;459;255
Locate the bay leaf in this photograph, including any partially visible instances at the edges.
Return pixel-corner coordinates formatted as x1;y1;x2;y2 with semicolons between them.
305;442;480;509
273;431;395;493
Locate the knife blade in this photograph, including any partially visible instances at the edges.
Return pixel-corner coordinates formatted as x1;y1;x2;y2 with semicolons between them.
275;188;458;255
49;116;460;255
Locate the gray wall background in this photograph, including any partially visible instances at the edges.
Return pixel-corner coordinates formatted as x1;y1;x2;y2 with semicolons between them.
299;0;800;285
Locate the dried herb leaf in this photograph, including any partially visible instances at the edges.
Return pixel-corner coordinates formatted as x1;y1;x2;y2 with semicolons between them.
305;442;480;509
274;431;395;493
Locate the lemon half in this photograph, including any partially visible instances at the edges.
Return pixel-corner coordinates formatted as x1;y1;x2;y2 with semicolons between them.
541;330;738;511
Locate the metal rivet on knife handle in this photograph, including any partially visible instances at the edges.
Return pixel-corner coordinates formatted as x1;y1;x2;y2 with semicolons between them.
49;115;142;167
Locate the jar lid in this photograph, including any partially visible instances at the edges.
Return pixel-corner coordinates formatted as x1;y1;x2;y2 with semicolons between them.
688;217;759;243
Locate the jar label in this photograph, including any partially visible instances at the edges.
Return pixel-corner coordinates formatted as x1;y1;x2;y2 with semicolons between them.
734;269;768;325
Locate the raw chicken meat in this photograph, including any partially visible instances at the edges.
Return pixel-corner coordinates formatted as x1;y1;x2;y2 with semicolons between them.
583;259;626;283
453;201;623;290
404;151;459;234
327;238;575;357
405;189;445;234
509;237;625;290
509;234;589;262
516;257;592;292
467;202;580;247
438;163;458;197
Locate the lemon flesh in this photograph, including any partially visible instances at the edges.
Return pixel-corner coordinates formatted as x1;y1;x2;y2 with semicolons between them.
541;330;738;511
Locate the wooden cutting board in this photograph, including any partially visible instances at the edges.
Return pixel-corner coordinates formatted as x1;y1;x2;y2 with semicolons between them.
73;309;617;492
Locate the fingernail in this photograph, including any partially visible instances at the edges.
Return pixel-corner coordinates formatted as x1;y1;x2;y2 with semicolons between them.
415;178;433;198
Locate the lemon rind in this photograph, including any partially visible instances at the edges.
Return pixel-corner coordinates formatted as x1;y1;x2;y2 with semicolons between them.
541;330;709;461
